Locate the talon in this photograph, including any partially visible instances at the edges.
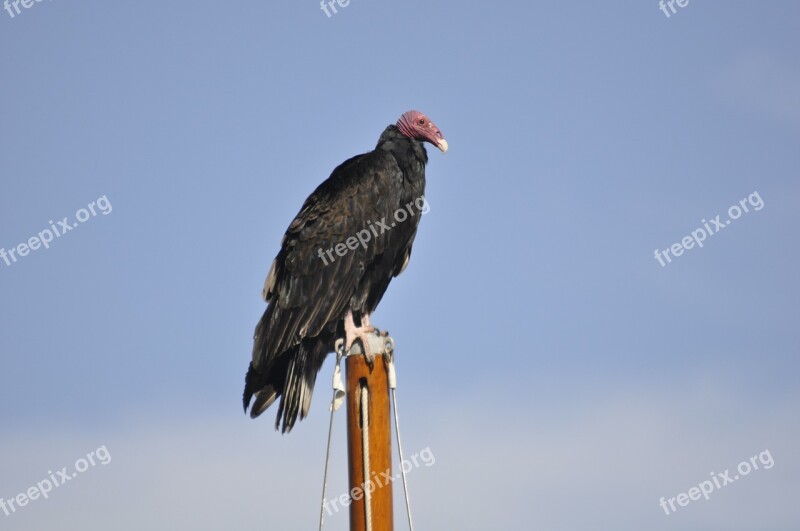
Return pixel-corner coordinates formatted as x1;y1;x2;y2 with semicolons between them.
344;310;377;369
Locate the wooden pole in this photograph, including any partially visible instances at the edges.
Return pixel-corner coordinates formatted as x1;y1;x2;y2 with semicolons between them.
346;352;393;531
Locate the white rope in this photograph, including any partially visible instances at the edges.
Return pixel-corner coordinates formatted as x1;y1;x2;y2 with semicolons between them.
387;355;415;531
318;348;345;531
361;384;373;531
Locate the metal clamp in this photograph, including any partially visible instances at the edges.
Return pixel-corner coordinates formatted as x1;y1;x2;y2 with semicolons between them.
334;330;394;358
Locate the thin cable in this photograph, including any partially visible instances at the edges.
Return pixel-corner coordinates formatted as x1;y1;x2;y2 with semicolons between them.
361;384;373;531
318;349;344;531
392;386;415;531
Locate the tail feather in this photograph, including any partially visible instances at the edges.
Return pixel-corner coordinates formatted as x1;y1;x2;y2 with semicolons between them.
250;385;278;418
243;362;280;417
243;336;331;433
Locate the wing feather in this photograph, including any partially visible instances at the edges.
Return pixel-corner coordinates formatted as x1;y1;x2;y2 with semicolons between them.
252;151;406;369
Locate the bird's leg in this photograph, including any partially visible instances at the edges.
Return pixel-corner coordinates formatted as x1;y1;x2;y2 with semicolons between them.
344;310;375;368
361;313;379;334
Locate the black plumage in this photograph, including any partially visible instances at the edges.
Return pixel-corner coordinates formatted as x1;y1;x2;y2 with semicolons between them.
243;111;447;433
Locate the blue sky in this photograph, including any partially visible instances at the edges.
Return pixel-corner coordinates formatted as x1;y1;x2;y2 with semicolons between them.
1;1;798;529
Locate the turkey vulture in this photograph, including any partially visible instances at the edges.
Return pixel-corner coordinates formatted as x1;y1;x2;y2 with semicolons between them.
243;110;447;433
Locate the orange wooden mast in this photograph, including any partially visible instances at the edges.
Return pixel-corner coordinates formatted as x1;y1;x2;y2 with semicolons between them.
344;333;395;531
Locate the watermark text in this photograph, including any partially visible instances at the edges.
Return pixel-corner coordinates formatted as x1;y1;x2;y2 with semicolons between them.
1;195;113;269
1;445;111;517
654;191;763;267
317;196;429;266
659;448;774;515
323;446;435;517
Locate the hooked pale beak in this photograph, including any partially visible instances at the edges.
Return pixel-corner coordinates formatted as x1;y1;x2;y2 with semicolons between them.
431;127;448;153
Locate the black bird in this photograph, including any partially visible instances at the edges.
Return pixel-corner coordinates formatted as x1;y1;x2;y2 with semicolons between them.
243;110;448;433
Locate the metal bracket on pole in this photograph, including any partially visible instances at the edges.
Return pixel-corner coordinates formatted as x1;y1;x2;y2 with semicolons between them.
334;330;395;362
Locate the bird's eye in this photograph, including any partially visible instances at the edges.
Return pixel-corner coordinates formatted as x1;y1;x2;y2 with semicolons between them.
418;119;426;125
